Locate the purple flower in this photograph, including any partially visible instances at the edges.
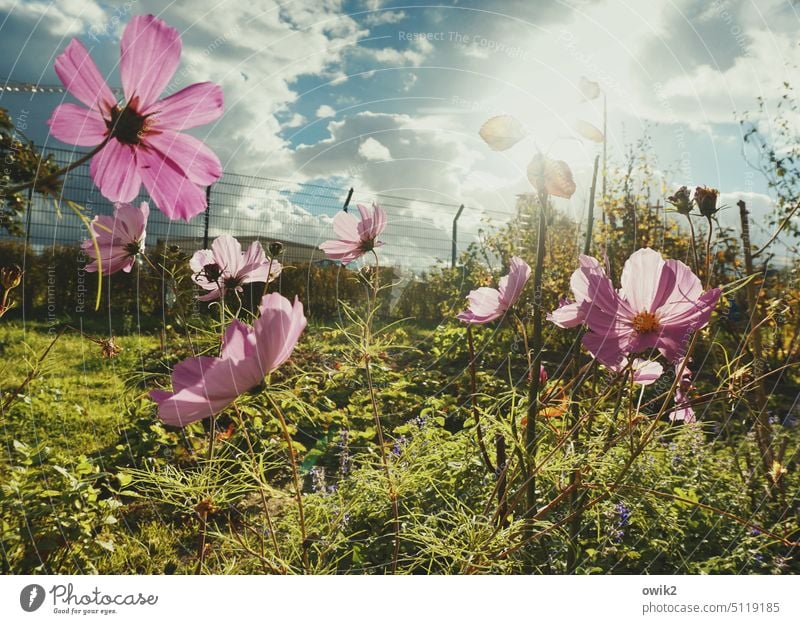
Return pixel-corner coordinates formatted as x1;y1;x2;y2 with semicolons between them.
47;15;223;221
458;256;531;324
190;234;280;302
150;293;306;427
551;248;721;367
82;201;148;275
319;202;387;264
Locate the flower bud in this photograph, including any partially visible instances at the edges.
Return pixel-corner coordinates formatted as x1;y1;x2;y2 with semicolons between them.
268;241;284;257
667;186;692;215
0;264;23;290
693;186;719;217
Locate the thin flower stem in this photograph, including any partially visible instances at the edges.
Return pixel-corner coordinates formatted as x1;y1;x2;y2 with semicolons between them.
705;216;714;288
467;324;496;473
365;249;400;573
3;140;108;195
195;300;227;574
525;188;548;534
268;394;310;573
686;215;700;273
232;404;285;571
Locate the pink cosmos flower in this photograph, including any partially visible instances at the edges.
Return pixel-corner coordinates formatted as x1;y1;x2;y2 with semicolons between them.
319;202;387;264
547;255;608;328
458;256;531;324
151;292;306;427
47;14;224;221
190;235;281;302
669;363;696;423
82;201;148;274
551;248;721;367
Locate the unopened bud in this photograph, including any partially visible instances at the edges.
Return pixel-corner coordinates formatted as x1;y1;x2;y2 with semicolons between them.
693;186;719;217
268;241;284;257
0;264;22;290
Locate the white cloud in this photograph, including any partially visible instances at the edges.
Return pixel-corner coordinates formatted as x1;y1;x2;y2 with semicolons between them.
316;104;337;118
358;137;392;161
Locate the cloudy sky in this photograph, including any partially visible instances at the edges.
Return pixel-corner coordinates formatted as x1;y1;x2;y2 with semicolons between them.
1;0;799;265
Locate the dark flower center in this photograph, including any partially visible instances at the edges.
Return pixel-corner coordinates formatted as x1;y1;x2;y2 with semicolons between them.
124;241;142;257
632;310;660;334
223;276;243;290
359;239;375;253
200;262;222;283
106;103;149;145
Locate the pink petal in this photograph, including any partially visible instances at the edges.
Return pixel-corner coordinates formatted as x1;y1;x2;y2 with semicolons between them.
47;103;108;146
190;248;215;275
356;203;373;240
221;319;257;363
620;248;664;312
582;330;631;368
53;39;116;113
171;356;219;393
211;234;243;275
631;359;663;385
658;288;721;330
546;301;585;328
319;239;362;263
90;140;142;203
254;293;307;373
143;130;222;186
332;211;360;242
459;287;503;323
144;82;224;131
120;14;181;109
138;146;207;221
479;115;527;151
498;256;530;308
198;289;223;302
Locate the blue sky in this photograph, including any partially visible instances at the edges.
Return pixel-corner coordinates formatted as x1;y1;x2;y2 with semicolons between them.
1;0;799;262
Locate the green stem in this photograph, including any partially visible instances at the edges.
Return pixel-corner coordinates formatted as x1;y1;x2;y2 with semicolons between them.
467;324;495;473
268;394;310;572
4;140;107;195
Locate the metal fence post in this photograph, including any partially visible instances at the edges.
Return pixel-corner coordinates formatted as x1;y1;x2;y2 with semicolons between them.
451;204;465;268
203;185;211;249
343;187;353;212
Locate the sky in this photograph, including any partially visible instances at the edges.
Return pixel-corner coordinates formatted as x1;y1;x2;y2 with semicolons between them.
1;0;799;266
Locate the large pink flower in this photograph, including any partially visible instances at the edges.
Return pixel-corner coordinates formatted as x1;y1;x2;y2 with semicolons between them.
458;256;531;324
547;255;609;328
552;248;721;367
319;202;387;264
47;14;224;221
82;201;148;274
151;293;307;427
190;234;281;302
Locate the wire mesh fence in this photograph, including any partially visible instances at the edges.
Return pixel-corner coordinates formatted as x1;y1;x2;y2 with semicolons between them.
0;145;520;321
4;146;517;273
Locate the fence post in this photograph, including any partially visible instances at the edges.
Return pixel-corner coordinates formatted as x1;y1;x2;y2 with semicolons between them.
451;204;465;268
203;185;212;249
343;187;354;212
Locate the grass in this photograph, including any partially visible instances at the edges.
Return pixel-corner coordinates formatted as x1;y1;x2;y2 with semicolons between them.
0;322;161;454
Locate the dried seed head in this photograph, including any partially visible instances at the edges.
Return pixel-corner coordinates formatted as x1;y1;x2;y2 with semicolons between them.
667;186;692;215
0;264;23;290
99;337;122;359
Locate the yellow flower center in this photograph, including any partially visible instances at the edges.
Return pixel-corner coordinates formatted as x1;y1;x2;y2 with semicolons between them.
632;310;660;334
